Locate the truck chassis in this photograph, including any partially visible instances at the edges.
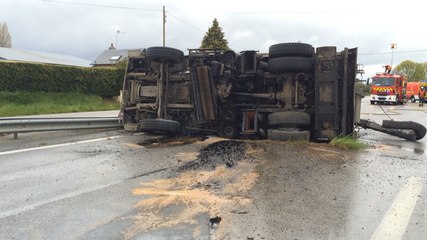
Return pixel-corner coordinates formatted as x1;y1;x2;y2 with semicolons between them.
120;43;358;142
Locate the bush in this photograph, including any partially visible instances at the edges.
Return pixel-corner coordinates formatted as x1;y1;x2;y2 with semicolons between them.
355;82;371;96
0;61;125;97
0;91;120;116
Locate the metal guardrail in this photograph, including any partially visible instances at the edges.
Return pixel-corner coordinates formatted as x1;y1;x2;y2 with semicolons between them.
0;117;123;138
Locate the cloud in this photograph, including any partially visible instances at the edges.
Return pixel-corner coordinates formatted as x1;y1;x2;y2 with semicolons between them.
230;30;254;42
261;40;278;53
2;0;426;68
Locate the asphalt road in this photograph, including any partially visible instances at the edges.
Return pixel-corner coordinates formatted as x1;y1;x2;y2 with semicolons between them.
0;101;426;240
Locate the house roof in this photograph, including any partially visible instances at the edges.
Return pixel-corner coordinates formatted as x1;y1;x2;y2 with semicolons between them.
92;49;143;66
0;47;92;67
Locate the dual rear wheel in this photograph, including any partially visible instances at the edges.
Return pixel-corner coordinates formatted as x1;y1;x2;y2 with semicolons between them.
267;111;311;142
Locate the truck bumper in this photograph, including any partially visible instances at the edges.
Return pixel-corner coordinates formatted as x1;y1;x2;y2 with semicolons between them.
370;94;396;103
408;95;420;102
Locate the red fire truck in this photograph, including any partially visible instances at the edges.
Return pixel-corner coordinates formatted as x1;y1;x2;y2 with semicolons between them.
370;70;407;105
406;81;420;103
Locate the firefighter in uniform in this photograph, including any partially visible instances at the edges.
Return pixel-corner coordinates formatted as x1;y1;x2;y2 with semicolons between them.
383;65;392;74
419;86;426;106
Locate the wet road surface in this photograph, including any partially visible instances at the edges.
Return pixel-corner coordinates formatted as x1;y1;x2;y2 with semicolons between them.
0;100;426;239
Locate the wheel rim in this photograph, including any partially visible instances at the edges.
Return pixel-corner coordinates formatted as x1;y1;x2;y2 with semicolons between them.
223;125;237;138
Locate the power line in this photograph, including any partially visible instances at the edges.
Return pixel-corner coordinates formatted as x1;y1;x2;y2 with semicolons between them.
42;0;161;12
43;0;248;50
42;1;354;15
359;49;427;56
167;12;206;33
171;10;356;15
167;11;247;50
45;1;391;52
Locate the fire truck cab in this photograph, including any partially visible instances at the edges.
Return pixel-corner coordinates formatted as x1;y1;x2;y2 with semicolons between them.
370;72;407;105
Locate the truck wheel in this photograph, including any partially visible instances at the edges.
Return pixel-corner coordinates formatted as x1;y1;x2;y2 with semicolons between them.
145;46;184;63
140;119;181;133
221;124;238;139
267;129;310;141
382;120;427;140
268;111;310;127
394;95;399;105
269;57;314;73
269;43;314;58
258;61;268;71
223;50;237;65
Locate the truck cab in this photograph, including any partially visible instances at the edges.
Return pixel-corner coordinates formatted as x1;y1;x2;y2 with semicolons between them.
370;72;407;105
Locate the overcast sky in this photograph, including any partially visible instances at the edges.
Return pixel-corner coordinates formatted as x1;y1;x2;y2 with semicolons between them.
2;0;426;78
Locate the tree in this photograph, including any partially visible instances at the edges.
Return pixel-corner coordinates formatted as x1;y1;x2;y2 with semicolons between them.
395;60;426;82
200;18;229;51
0;22;12;48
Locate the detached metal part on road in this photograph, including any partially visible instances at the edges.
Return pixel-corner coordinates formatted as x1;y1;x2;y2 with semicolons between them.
358;119;427;141
0;117;122;138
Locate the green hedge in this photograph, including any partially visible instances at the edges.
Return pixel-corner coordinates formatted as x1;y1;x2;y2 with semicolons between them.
0;61;125;97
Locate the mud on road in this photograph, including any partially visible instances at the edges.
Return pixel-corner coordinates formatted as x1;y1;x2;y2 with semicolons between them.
123;137;370;240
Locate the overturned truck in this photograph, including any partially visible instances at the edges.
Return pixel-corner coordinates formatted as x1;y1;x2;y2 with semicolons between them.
120;42;359;142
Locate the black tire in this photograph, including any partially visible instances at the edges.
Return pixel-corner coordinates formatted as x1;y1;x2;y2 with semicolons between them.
382;120;426;140
145;46;184;63
140;119;181;133
394;95;399;105
268;111;310;127
267;129;310;141
269;43;314;58
221;124;238;139
370;101;375;105
269;57;314;73
223;50;237;65
411;96;416;103
258;61;268;71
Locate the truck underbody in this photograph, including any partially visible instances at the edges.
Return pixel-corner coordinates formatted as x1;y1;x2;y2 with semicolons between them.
120;43;358;142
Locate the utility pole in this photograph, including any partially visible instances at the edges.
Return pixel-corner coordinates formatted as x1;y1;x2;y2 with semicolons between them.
163;5;166;47
390;43;397;67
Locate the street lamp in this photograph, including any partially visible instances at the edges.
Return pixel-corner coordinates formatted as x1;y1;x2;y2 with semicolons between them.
115;30;124;49
390;43;397;67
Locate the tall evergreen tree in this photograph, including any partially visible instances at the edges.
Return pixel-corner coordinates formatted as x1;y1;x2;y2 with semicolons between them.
200;18;229;51
0;22;12;48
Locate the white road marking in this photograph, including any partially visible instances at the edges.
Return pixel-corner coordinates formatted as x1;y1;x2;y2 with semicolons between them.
370;176;423;240
0;181;121;219
0;136;121;156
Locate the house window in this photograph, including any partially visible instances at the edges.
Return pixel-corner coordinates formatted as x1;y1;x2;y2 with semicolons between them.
109;55;122;63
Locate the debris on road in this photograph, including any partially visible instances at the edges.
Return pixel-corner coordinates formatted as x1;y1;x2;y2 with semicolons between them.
124;139;265;239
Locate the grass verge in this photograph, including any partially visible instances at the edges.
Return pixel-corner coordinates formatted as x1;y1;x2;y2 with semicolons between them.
329;135;367;150
0;91;120;117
